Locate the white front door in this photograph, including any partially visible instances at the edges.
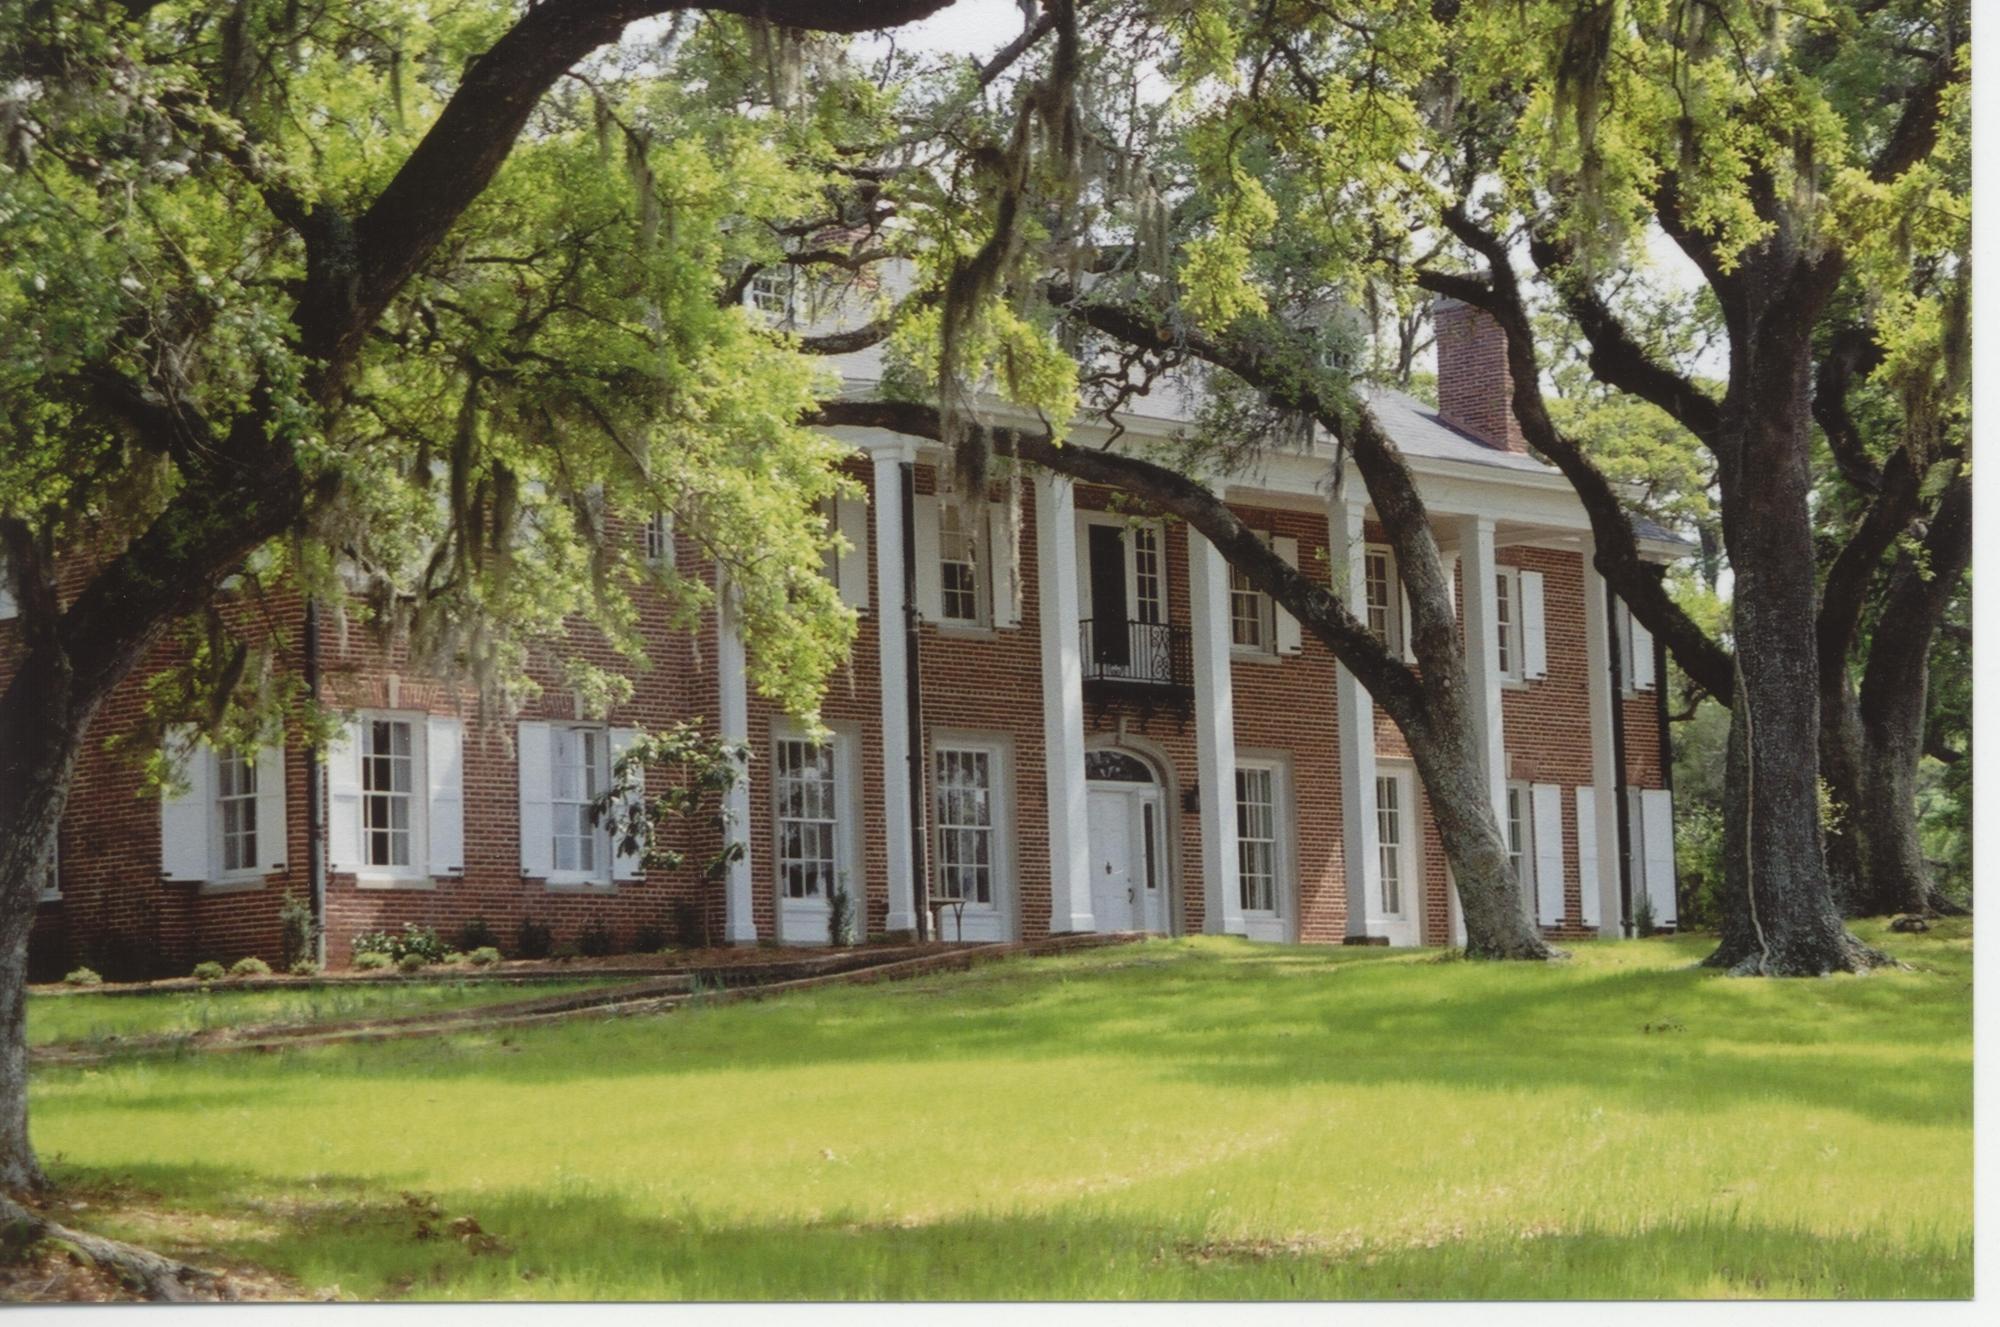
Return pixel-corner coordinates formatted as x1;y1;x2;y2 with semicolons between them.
1088;789;1136;931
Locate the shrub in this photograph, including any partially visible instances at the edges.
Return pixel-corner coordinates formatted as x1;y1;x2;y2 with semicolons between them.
351;929;395;958
353;924;447;964
397;952;428;974
229;956;272;978
63;967;102;987
441;951;468;967
354;950;393;972
468;946;502;967
632;922;668;953
671;898;706;949
288;958;321;977
828;881;853;948
453;917;501;954
551;940;581;961
278;891;319;971
1633;888;1659;939
514;916;553;960
576;919;616;958
191;961;226;982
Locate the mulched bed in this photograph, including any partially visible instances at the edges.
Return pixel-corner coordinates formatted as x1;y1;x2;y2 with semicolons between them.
29;938;951;998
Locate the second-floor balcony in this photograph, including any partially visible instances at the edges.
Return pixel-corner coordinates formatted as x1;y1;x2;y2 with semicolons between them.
1080;618;1194;711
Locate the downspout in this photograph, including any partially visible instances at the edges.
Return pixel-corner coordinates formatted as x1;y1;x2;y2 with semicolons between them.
1654;629;1679;929
303;598;327;967
900;463;930;941
1606;582;1635;937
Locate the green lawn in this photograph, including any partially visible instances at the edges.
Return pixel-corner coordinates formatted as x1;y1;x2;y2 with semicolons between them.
26;921;1971;1300
28;978;627;1048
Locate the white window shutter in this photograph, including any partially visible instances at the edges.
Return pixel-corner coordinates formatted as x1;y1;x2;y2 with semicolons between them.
426;716;464;877
1531;783;1565;927
1574;786;1601;929
325;719;363;873
1272;535;1303;654
835;497;870;610
254;742;288;874
1520;569;1548;680
608;726;646;881
1399;586;1416;663
1628;610;1656;691
1641;789;1676;926
912;495;942;622
159;726;210;883
517;721;554;879
987;504;1021;628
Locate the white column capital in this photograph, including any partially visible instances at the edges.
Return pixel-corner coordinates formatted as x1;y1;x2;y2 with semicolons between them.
1187;528;1244;936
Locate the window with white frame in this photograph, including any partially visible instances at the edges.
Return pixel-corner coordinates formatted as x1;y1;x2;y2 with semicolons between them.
938;502;985;625
1236;765;1279;912
1505;780;1536;920
1375;774;1407;916
1364;546;1402;654
551;726;609;878
1229;562;1273;650
1132;525;1165;624
0;551;16;620
644;511;673;567
748;268;792;321
935;745;997;905
215;751;260;875
775;738;838;900
361;718;417;869
1494;567;1523;681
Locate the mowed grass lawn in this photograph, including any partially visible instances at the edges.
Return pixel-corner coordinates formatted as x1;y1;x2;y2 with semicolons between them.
28;978;628;1047
27;920;1971;1300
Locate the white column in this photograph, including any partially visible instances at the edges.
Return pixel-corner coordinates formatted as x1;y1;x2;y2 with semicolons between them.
1187;528;1244;935
1581;538;1625;937
717;576;758;945
1455;514;1508;823
1330;496;1380;940
1036;472;1095;933
873;449;919;935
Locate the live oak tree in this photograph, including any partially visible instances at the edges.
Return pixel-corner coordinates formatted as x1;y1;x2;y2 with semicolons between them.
0;0;950;1252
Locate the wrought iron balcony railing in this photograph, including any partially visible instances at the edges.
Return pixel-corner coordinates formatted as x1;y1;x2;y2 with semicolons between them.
1079;618;1194;693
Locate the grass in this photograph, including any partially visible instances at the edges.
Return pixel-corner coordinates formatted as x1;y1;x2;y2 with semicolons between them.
27;978;628;1048
24;919;1971;1300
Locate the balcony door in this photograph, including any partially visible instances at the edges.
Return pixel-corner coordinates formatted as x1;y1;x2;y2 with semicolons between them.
1079;518;1168;677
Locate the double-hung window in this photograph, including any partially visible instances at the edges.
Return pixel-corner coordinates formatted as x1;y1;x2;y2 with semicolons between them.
934;746;996;906
1132;526;1165;624
1505;780;1536;921
1494;568;1522;681
1229;563;1273;650
1375;774;1409;917
1235;765;1279;912
551;726;608;878
215;751;260;874
644;511;673;568
361;718;417;870
1364;547;1404;655
775;739;838;901
938;503;985;625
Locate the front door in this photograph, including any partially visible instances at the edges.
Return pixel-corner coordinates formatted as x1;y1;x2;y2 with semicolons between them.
1087;789;1136;930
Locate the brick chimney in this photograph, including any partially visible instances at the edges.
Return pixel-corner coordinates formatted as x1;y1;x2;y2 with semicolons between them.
1434;297;1526;453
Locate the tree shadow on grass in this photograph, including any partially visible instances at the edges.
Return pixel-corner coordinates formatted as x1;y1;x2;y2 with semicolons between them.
49;1160;1971;1301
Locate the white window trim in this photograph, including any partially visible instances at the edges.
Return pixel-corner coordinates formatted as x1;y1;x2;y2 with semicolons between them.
935;498;990;629
1228;541;1279;659
932;733;1012;918
644;511;674;569
207;748;268;890
0;551;16;621
545;723;615;889
353;711;430;886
